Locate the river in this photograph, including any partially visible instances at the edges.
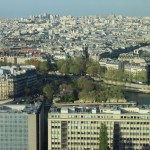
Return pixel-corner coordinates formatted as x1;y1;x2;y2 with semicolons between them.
125;91;150;105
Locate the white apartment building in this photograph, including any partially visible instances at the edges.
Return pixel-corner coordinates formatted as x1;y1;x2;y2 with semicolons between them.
48;105;150;150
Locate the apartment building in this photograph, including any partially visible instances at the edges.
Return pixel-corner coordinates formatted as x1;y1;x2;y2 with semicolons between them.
0;102;45;150
48;105;150;150
0;56;47;65
124;63;148;74
0;65;37;100
99;58;148;75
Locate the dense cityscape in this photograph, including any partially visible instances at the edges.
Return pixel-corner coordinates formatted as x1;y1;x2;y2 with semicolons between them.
0;11;150;150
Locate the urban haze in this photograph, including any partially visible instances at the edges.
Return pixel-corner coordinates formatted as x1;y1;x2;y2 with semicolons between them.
0;1;150;150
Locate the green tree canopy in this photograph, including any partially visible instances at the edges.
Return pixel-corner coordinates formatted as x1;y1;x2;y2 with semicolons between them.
0;61;13;66
25;98;30;104
57;59;66;71
57;57;86;75
87;66;98;76
43;84;53;103
104;68;148;83
60;63;69;74
69;64;82;75
25;59;50;75
76;76;94;90
99;123;109;150
86;60;104;77
38;61;49;75
136;71;148;83
59;83;78;102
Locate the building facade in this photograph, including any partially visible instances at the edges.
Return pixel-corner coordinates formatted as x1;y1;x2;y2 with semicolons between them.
48;105;150;150
0;103;45;150
0;56;47;65
0;65;37;100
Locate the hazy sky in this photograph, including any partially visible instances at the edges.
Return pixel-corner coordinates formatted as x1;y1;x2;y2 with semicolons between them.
0;0;150;18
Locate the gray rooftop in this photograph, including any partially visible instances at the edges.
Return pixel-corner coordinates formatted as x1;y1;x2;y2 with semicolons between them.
49;105;150;115
0;102;42;114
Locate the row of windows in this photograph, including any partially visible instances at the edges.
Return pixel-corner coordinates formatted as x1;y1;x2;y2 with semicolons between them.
121;143;149;146
52;121;60;123
52;121;150;125
51;142;99;146
68;115;113;119
68;126;101;130
120;138;149;141
52;126;60;129
0;138;28;141
52;125;102;130
67;121;101;124
68;137;99;140
68;142;98;145
126;122;149;125
68;126;150;130
0;125;27;128
0;131;27;134
0;115;27;118
121;132;149;136
50;115;150;119
0;147;27;150
120;127;149;130
0;136;28;139
52;130;149;136
0;121;27;124
51;115;113;119
51;131;60;134
0;142;27;145
51;142;60;145
121;116;150;119
69;132;99;135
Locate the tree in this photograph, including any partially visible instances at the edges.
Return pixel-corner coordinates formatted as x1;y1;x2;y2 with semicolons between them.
49;62;57;71
60;63;69;74
74;56;86;74
25;59;50;75
59;83;77;102
39;61;49;75
70;64;82;75
43;84;53;103
25;98;30;104
86;60;104;77
57;59;65;71
25;59;34;65
99;123;109;150
136;71;148;83
87;66;97;76
0;60;12;66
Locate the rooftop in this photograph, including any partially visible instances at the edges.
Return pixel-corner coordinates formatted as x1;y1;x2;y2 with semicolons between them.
0;102;42;114
0;65;36;79
49;105;150;115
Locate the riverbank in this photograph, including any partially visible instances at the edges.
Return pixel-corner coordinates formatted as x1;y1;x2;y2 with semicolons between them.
53;101;136;106
124;87;150;93
0;99;13;104
103;79;150;93
124;91;150;105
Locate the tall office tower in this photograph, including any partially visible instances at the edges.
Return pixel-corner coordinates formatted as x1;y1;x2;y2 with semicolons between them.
0;102;45;150
48;105;150;150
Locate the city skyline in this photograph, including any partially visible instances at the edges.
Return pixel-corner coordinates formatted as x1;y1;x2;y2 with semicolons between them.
0;0;150;18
